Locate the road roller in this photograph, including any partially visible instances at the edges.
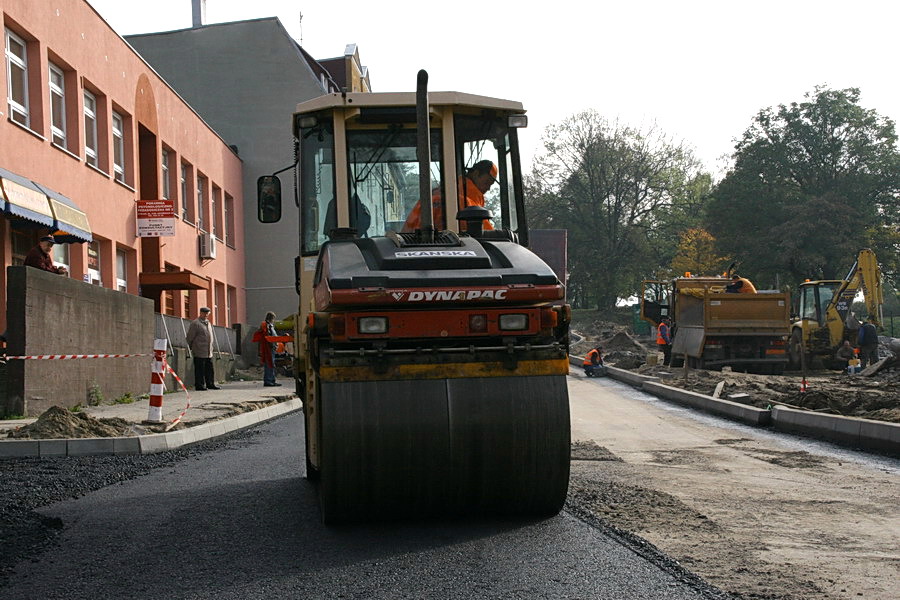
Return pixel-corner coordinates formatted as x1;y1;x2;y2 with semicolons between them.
258;71;571;522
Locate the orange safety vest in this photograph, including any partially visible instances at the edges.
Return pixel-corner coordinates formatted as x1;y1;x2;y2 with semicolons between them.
656;322;670;345
583;348;600;366
735;277;757;293
401;176;494;232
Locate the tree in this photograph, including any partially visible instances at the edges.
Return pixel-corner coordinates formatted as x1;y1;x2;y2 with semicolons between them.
527;111;709;310
670;228;729;276
707;86;900;287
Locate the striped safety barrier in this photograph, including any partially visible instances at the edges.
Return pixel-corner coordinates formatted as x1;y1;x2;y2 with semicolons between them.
1;353;150;363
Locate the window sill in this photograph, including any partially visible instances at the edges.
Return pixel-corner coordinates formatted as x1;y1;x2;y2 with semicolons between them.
86;162;110;178
7;118;47;141
114;178;136;193
51;142;82;162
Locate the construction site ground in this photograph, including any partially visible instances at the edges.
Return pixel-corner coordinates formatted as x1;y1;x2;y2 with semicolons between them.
568;314;899;599
571;317;900;424
567;375;899;600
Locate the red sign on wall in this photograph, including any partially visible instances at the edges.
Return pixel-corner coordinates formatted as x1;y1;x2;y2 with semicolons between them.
136;199;176;237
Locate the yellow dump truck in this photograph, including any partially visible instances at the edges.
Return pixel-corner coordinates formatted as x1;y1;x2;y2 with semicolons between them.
641;276;791;374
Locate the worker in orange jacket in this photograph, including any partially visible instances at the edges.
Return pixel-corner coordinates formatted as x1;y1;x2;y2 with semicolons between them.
657;318;672;366
582;346;606;377
401;160;497;232
725;275;757;293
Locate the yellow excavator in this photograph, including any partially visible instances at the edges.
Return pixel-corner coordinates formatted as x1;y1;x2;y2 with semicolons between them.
788;249;883;369
257;72;571;522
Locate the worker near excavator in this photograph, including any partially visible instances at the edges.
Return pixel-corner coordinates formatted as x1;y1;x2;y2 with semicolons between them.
582;346;606;377
401;160;497;232
857;317;879;368
834;340;856;371
656;317;672;366
725;274;757;293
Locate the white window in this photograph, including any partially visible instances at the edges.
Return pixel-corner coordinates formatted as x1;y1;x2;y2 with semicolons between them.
87;241;101;286
212;185;221;239
116;249;127;292
197;175;205;231
84;91;98;167
53;242;70;274
180;163;188;220
5;29;29;127
161;149;170;199
112;111;125;182
49;62;66;146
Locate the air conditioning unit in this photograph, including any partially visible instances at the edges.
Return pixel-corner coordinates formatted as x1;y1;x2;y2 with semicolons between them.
199;232;217;260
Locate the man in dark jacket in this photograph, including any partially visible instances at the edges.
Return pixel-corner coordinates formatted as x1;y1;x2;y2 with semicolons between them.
857;318;879;368
24;236;68;275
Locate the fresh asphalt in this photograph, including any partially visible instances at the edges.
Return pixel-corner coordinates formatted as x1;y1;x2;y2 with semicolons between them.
0;408;729;599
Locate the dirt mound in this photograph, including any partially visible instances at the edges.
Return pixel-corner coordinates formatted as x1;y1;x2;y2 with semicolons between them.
602;331;646;352
7;406;133;439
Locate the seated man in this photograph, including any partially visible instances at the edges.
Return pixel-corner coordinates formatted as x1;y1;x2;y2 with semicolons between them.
401;160;497;232
725;274;757;293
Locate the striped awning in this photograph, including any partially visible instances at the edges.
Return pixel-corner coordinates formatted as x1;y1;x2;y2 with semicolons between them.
0;167;92;243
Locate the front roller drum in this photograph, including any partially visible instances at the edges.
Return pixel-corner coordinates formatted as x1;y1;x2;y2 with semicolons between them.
317;375;570;522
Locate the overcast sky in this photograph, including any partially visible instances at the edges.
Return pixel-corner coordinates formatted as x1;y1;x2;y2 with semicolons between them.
86;0;900;176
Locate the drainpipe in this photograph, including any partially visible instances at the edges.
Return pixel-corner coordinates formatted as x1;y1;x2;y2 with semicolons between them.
192;0;206;28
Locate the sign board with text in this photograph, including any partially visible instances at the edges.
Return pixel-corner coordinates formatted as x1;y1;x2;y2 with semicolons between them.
136;199;176;237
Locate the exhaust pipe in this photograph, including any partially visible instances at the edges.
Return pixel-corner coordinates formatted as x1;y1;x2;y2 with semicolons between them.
416;69;434;243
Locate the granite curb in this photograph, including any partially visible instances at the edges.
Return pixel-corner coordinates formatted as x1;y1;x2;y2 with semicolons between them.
570;354;898;455
0;398;302;458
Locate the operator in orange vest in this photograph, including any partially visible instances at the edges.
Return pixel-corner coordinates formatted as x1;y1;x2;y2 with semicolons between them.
725;274;757;293
582;346;606;377
401;160;497;232
656;317;672;366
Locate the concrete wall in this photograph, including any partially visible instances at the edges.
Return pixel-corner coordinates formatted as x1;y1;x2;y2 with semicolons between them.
127;19;330;325
5;266;154;416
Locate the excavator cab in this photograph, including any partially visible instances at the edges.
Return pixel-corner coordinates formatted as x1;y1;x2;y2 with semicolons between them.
259;75;571;523
639;280;671;326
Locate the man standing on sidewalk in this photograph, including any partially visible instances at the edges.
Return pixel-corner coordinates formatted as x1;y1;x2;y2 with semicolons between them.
186;307;220;390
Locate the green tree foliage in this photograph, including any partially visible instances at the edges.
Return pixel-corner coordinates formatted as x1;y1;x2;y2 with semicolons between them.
670;228;729;276
707;86;900;288
526;111;710;310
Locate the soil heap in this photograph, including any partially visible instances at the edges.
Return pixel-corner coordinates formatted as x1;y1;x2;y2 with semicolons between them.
6;406;133;439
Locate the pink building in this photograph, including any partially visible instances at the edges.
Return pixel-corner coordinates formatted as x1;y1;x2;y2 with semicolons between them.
0;0;245;333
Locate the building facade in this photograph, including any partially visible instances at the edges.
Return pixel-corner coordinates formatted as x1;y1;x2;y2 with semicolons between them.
128;19;370;324
0;0;246;333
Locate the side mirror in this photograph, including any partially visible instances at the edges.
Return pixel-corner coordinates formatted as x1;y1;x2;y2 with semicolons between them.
257;175;282;223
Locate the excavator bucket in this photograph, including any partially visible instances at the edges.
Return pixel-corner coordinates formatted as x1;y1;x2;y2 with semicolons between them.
318;374;570;522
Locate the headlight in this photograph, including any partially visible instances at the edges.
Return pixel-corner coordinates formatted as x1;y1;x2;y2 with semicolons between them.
358;316;388;334
499;314;528;331
469;314;487;333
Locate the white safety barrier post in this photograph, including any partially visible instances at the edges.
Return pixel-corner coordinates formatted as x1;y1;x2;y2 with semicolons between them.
147;339;167;423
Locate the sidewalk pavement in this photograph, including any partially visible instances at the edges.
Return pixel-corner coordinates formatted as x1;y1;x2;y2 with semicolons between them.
0;377;299;458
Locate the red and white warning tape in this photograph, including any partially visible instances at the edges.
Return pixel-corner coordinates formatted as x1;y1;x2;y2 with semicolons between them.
163;361;192;432
1;353;149;362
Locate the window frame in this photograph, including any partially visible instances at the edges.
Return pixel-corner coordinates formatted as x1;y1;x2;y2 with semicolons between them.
83;90;98;167
5;28;29;127
161;148;171;200
48;61;66;146
115;248;127;292
196;173;207;232
112;110;125;182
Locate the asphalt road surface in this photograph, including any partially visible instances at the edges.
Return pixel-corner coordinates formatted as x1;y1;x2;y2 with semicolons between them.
0;410;728;600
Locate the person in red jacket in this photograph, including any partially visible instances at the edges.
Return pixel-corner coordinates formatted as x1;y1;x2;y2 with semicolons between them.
401;160;497;232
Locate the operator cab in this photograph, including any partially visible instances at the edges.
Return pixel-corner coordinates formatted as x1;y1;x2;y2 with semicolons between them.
258;91;529;258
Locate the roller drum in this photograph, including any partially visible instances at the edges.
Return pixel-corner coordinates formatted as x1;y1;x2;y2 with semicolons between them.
317;375;570;522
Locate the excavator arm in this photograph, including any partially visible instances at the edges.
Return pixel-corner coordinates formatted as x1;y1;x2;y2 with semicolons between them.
830;249;883;328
